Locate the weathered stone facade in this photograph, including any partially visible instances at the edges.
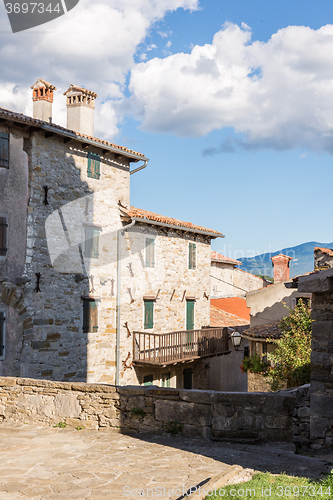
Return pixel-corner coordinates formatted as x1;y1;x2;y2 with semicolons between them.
0;376;295;443
0;97;222;388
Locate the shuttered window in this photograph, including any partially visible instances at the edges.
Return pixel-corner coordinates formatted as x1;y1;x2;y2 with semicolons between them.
87;153;100;179
0;132;9;168
85;226;100;258
0;217;8;257
188;242;196;269
144;300;154;329
83;300;98;333
143;374;153;386
145;238;155;267
0;311;5;359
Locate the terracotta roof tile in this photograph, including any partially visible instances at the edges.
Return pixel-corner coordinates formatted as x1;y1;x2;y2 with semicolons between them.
241;320;283;340
0;107;146;159
210;305;249;327
211;251;242;265
122;205;224;237
63;84;97;97
211;297;251;321
315;247;333;256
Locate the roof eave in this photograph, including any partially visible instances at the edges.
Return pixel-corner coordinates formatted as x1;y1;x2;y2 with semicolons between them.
129;216;224;238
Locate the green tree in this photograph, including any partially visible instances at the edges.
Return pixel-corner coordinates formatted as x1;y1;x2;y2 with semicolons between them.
266;299;312;391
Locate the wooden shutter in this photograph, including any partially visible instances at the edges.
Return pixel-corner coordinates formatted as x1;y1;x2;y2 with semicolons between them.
83;300;98;333
87;153;100;179
186;300;195;331
0;217;8;256
145;238;155;267
189;242;196;269
144;300;154;329
0;312;4;357
162;372;170;388
0;133;9;168
85;226;99;258
143;374;153;386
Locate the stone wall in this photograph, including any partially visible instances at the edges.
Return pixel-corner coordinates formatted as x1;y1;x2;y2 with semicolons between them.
0;376;295;443
247;373;271;392
283;385;310;451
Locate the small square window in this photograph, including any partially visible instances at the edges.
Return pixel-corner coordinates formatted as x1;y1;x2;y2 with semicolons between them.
84;225;100;258
144;300;154;329
0;216;8;258
83;299;98;333
87;153;100;179
0;132;9;168
143;374;153;386
0;311;5;360
188;242;196;269
145;238;155;268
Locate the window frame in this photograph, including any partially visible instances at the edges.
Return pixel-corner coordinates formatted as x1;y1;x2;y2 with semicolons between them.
188;241;196;270
0;309;6;360
145;237;155;268
0;132;9;169
84;223;101;259
0;215;8;259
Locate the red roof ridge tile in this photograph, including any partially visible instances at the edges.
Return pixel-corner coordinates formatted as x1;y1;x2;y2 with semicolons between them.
211;251;242;265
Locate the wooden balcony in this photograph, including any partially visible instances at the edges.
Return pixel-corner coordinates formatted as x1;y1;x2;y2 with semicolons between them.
133;327;231;366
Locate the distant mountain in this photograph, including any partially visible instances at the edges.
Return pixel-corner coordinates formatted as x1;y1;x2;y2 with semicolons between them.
238;241;333;278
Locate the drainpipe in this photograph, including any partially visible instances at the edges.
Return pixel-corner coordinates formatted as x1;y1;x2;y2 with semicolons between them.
130;159;149;175
116;219;136;386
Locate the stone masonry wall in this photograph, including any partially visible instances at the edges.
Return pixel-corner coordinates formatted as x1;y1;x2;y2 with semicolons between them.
0;377;295;443
247;373;271;392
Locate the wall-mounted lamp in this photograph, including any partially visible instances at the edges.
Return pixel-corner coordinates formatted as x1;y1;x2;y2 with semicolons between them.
231;331;242;351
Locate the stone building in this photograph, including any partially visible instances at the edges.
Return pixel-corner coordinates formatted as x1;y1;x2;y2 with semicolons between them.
0;79;226;389
210;251;268;298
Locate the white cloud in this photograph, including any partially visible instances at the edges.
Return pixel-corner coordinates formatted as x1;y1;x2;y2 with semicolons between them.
129;22;333;153
0;0;198;138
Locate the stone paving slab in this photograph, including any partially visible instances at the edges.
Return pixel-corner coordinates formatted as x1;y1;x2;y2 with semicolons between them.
0;424;332;500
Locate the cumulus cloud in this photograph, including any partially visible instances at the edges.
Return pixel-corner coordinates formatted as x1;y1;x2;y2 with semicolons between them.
0;0;198;138
129;22;333;153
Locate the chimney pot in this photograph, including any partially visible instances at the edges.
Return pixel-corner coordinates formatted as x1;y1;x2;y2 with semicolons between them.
63;84;97;136
271;253;292;283
31;79;56;122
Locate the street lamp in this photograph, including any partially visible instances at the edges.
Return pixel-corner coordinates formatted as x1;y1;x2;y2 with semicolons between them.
231;331;242;351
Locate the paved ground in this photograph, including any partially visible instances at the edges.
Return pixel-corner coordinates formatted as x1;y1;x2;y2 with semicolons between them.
0;424;332;500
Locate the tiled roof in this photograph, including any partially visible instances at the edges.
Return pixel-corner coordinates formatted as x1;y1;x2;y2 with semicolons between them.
211;297;251;321
240;320;283;340
31;79;56;90
64;84;97;98
211;251;242;265
122;205;224;237
210;305;250;327
0;107;146;159
315;247;333;256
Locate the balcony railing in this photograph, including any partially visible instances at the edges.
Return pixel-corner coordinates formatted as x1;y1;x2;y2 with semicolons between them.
133;327;230;366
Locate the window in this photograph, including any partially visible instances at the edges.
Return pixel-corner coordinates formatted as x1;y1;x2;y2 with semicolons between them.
162;372;170;388
143;374;153;386
0;216;8;258
83;299;98;333
145;238;155;268
84;225;100;258
0;132;9;168
144;300;154;329
87;153;100;179
188;242;196;269
0;311;5;360
186;300;195;331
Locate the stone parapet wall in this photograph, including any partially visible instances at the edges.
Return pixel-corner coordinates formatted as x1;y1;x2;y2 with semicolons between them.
0;377;295;443
280;385;310;451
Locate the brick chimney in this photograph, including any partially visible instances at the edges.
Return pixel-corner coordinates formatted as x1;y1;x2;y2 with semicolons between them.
31;79;56;122
63;84;97;136
271;253;292;283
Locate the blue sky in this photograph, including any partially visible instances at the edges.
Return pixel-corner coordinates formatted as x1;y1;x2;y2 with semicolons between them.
1;0;333;258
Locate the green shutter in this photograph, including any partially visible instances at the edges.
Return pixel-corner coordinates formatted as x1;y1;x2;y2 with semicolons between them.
0;132;9;168
83;300;98;333
0;217;8;256
144;374;153;386
162;372;170;388
189;242;196;269
145;238;155;267
87;153;100;179
144;300;154;329
85;226;99;258
186;300;194;331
